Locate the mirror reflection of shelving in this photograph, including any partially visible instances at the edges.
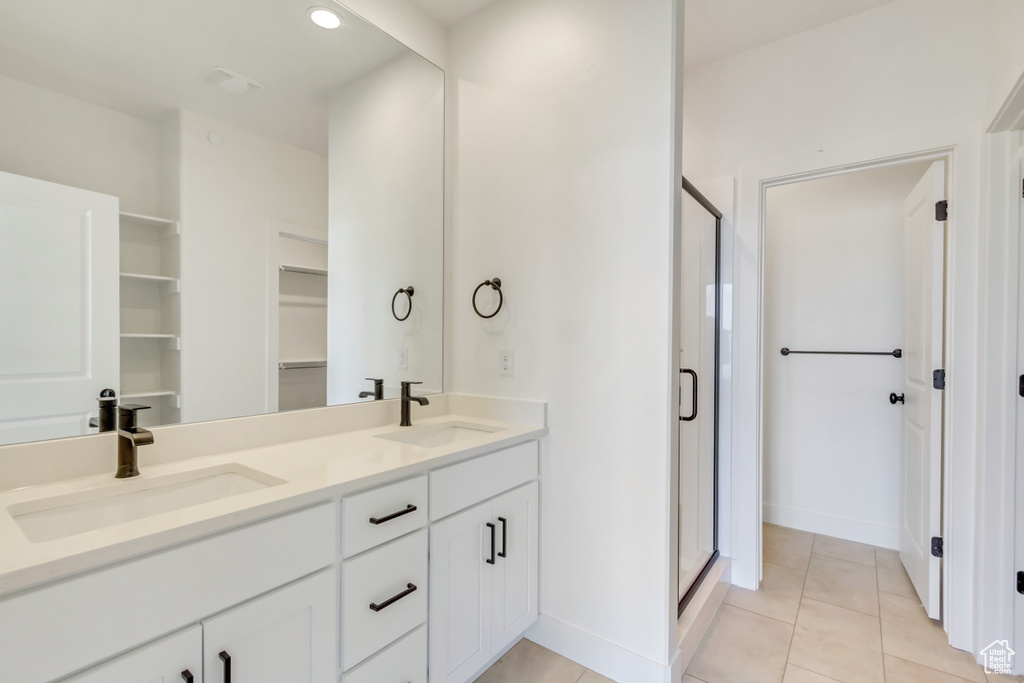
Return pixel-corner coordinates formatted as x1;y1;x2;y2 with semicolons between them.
278;232;328;412
119;212;181;427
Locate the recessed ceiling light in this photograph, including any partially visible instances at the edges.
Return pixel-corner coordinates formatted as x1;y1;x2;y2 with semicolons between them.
309;7;342;29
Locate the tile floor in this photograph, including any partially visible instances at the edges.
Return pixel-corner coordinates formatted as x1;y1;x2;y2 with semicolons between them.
479;524;1024;683
686;524;1022;683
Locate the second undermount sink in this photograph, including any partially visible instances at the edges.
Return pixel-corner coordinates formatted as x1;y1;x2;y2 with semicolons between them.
8;464;286;543
376;420;506;448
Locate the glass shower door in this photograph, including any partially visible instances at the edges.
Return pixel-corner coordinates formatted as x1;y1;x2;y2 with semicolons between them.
678;177;720;614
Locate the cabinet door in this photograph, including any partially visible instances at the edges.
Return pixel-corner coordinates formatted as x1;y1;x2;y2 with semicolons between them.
491;482;539;653
203;570;335;683
429;501;494;683
63;625;201;683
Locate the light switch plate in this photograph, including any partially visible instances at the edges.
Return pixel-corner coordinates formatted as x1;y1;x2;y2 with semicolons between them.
398;346;408;371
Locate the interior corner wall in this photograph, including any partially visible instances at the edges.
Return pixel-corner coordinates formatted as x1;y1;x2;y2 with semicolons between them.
449;0;679;677
763;166;927;550
0;75;163;216
178;111;327;424
338;0;448;69
682;0;988;651
327;53;445;401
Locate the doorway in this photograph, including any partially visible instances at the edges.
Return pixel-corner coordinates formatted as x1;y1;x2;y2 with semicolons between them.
677;177;722;615
761;159;947;619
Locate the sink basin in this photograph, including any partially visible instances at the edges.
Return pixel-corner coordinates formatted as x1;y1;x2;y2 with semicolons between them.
376;420;505;448
8;464;286;543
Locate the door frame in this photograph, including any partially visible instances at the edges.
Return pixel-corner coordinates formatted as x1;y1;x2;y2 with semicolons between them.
731;141;979;645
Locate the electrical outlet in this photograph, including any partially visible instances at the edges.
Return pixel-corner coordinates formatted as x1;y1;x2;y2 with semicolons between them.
499;349;514;377
398;346;408;371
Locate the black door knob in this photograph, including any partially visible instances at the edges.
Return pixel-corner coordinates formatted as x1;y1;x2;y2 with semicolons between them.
890;393;905;405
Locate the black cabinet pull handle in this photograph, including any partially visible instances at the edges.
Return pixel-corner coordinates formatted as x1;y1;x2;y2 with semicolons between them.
219;651;231;683
498;517;508;558
680;369;698;421
369;504;417;525
486;522;496;564
890;392;905;405
369;583;417;612
181;671;193;683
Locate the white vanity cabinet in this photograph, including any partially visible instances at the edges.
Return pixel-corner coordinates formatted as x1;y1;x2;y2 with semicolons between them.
64;625;202;683
66;570;334;683
202;569;335;683
428;443;539;683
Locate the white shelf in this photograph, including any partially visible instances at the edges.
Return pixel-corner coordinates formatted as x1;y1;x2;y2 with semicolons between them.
120;333;178;341
280;231;328;246
120;270;175;282
121;389;177;399
119;212;176;228
279;360;328;370
280;264;328;277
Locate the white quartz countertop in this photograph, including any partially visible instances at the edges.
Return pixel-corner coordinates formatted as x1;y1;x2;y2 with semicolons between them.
0;412;547;597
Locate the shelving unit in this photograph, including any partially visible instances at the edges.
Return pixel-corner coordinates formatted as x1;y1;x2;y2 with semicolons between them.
277;231;328;412
119;212;182;427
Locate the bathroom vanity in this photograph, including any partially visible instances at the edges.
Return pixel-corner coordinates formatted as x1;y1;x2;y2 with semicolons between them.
0;395;546;683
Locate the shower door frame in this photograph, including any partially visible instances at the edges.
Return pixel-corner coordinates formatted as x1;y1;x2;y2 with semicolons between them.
678;175;722;617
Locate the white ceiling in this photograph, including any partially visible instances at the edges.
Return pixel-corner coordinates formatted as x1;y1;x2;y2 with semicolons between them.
0;0;437;154
409;0;501;25
684;0;897;68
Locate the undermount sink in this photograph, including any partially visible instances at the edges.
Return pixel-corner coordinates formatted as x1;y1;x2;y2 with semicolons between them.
8;464;286;543
375;420;505;448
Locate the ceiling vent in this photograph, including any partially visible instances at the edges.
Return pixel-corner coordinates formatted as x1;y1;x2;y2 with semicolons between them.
200;67;264;96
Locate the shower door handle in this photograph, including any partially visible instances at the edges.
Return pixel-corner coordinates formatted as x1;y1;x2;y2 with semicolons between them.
680;369;698;422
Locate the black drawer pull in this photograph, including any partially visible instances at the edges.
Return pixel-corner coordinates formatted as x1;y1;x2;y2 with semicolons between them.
219;651;231;683
369;504;417;525
498;517;508;558
181;671;194;683
369;583;417;612
486;522;496;564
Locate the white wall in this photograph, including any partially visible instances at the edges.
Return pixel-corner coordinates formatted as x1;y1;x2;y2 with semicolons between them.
763;164;928;549
984;0;1024;127
683;0;989;650
339;0;448;68
327;53;445;402
0;75;163;216
449;0;682;679
178;111;327;423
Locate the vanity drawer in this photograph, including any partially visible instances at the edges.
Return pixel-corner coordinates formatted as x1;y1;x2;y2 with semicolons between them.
341;529;428;670
342;475;427;558
342;624;426;683
429;441;538;520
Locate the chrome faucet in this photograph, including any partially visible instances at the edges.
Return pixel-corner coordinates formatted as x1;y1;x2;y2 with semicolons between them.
359;378;385;400
116;404;154;478
400;381;429;427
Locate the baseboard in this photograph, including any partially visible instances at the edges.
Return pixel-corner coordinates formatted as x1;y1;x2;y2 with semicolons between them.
677;556;730;670
764;503;899;549
526;614;679;683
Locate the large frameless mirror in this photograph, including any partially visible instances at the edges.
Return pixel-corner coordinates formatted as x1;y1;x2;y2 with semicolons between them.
0;0;444;447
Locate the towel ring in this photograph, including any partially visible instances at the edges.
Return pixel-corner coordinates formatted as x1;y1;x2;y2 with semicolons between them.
473;278;503;319
392;286;414;321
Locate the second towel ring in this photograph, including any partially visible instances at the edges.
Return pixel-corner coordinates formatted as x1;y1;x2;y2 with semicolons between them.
473;278;503;319
392;286;414;321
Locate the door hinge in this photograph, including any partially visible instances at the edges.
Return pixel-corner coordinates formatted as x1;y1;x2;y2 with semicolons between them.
933;369;946;390
935;200;948;221
1018;571;1024;594
1019;375;1024;398
931;536;944;558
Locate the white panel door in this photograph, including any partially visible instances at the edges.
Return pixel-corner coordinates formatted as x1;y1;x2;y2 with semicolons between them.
899;160;945;619
64;625;201;683
429;501;493;683
491;482;538;654
203;570;335;683
0;171;119;446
